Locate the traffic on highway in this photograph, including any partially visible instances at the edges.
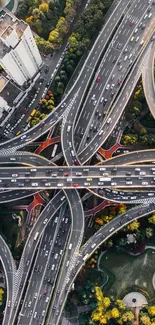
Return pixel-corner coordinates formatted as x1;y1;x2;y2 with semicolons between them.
1;0;155;325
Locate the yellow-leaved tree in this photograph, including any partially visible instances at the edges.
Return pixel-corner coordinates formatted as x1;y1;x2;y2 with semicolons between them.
140;315;151;325
127;220;140;232
111;307;120;318
148;306;155;317
39;0;49;12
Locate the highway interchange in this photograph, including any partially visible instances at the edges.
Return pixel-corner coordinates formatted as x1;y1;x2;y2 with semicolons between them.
1;0;155;325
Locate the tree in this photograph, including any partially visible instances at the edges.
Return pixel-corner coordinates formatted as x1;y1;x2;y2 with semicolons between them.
148;306;155;317
95;218;104;225
111;307;120;318
122;134;138;145
140;315;151;325
127;220;140;232
121;311;134;322
148;214;155;225
103;297;111;309
39;1;49;12
145;228;153;238
116;299;126;310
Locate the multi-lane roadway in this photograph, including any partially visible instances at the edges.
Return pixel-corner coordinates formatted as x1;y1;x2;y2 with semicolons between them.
1;0;155;325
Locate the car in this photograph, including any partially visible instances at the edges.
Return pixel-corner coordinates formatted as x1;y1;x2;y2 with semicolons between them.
28;301;31;307
40;120;45;125
45;297;49;303
64;172;69;176
87;178;92;181
111;182;117;186
138;211;142;215
34;293;38;299
54;253;58;259
8;300;11;307
117;79;121;85
34;312;37;318
73;183;79;187
84;182;91;186
142;182;148;186
135;36;139;42
119;65;122;71
98;182;104;185
73;159;78;165
111;84;115;89
45;183;51;186
57;183;63;186
96;76;100;82
42;310;45;316
76;172;82;176
12;174;18;177
43;290;47;295
143;14;148;20
93;100;97;106
130;20;134;25
130;36;134;41
126;181;132;185
31;183;38;187
148;193;154;196
106;84;110;90
10;157;16;161
91;94;95;100
43;218;48;225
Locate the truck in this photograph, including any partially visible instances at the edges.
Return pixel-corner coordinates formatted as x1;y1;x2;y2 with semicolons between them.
99;177;111;182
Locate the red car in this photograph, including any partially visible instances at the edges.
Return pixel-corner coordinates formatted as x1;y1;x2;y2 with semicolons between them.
117;79;121;85
96;76;100;82
73;159;78;165
64;172;69;176
73;183;79;187
43;290;47;296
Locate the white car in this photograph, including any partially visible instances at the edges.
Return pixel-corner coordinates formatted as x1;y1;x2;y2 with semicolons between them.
45;183;51;186
111;182;117;186
43;218;48;224
10;157;16;161
142;182;148;186
34;312;37;318
57;183;63;186
45;297;49;303
31;183;38;187
12;174;18;177
106;84;110;90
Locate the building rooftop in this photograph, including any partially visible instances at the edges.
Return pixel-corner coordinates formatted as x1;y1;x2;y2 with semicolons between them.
0;79;21;106
0;75;8;91
0;13;27;40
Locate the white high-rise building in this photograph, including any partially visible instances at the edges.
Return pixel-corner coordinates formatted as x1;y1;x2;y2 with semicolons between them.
0;13;42;86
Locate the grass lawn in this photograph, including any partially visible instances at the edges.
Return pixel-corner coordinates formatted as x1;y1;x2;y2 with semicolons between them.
99;249;155;298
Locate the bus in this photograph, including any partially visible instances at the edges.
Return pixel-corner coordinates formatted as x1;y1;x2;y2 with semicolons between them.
34;232;39;241
83;253;89;262
51;144;58;158
99;178;111;182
